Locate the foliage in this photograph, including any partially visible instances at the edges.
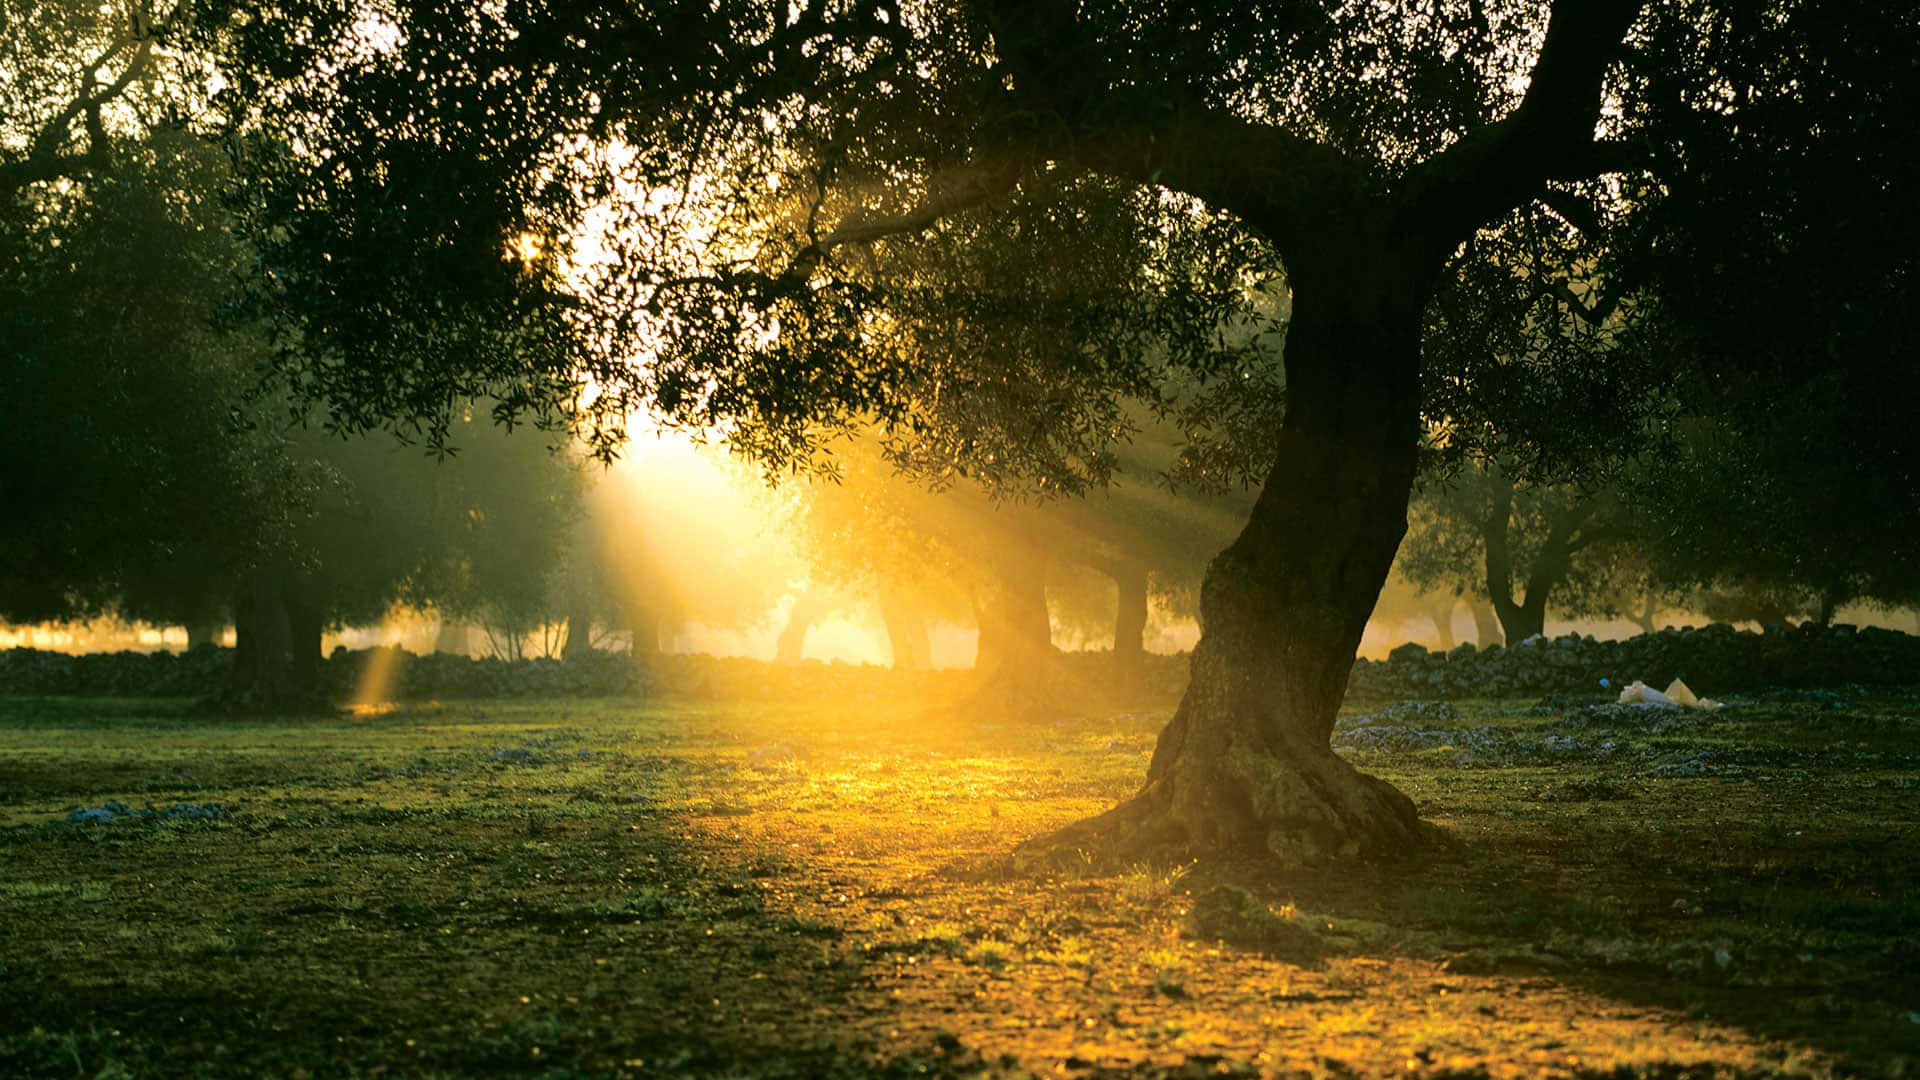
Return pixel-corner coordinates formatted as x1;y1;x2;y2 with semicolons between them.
0;128;278;625
1610;0;1920;614
1400;460;1634;643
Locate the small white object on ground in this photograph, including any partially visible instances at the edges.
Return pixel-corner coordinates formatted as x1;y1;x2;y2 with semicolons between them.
1616;678;1723;710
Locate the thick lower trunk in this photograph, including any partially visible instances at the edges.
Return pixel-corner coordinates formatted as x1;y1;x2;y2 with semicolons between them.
246;570;292;700
230;589;254;684
879;591;931;671
562;607;594;661
972;549;1053;709
1426;600;1457;651
286;597;324;696
1816;585;1844;627
1111;563;1149;683
1469;599;1501;646
185;619;222;651
1496;598;1547;644
1030;287;1428;864
433;620;473;656
776;588;831;665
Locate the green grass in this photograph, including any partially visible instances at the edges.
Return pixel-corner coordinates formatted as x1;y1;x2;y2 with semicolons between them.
1;690;1916;1077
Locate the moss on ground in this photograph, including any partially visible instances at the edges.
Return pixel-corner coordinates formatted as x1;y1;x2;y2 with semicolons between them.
1;690;1916;1077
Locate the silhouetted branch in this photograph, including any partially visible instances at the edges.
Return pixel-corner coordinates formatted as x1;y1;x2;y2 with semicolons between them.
1398;0;1647;259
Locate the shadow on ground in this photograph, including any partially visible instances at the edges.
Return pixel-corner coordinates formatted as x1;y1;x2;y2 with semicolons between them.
0;691;1915;1077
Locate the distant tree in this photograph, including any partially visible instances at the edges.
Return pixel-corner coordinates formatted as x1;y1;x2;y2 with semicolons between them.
402;414;585;660
1402;463;1630;645
0;128;273;634
1632;409;1920;626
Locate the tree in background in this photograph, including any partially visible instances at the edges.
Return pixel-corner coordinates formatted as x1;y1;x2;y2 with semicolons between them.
402;414;586;660
1611;2;1920;628
1401;462;1630;645
0;126;276;638
1;34;594;694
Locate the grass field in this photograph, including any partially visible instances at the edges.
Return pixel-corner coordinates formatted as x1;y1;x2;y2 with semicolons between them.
2;688;1917;1078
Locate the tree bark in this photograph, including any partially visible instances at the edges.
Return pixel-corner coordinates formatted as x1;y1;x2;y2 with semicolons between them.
1815;584;1844;627
184;619;222;651
1625;595;1659;636
1030;274;1427;865
629;608;662;657
1469;599;1501;646
1111;562;1150;683
1425;598;1458;651
879;591;932;671
1483;478;1601;644
433;620;472;656
776;587;831;664
286;594;324;697
245;570;292;701
972;548;1054;709
230;587;256;685
562;606;594;661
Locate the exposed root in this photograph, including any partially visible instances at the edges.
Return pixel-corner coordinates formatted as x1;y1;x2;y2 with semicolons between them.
1019;742;1432;869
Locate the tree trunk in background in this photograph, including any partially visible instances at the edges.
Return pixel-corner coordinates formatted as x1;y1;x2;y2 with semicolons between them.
1481;473;1545;644
971;589;1001;673
185;619;222;651
230;587;256;684
1815;584;1844;627
1425;598;1457;651
433;620;473;656
562;604;594;661
629;609;661;657
776;588;831;664
245;570;292;701
286;595;324;697
1494;596;1547;644
1626;599;1658;636
1033;277;1426;864
1470;600;1501;646
972;549;1053;709
1111;563;1149;683
879;592;932;671
1484;480;1602;645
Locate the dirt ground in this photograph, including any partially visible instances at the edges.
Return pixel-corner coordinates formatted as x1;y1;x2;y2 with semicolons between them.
1;687;1916;1078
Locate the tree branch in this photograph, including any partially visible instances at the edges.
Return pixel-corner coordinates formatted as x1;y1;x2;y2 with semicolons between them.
780;160;1025;283
3;5;161;199
1397;0;1646;260
974;0;1363;254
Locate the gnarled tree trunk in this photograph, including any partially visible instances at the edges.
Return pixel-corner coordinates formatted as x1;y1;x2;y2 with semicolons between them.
1470;599;1501;646
185;619;223;651
562;606;594;661
970;547;1055;713
1032;277;1427;865
1425;598;1458;651
776;587;832;664
241;569;292;701
1110;562;1149;684
433;619;473;656
286;595;324;697
879;591;932;671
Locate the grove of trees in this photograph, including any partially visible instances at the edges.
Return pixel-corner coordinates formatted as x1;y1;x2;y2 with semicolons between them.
4;0;1914;865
